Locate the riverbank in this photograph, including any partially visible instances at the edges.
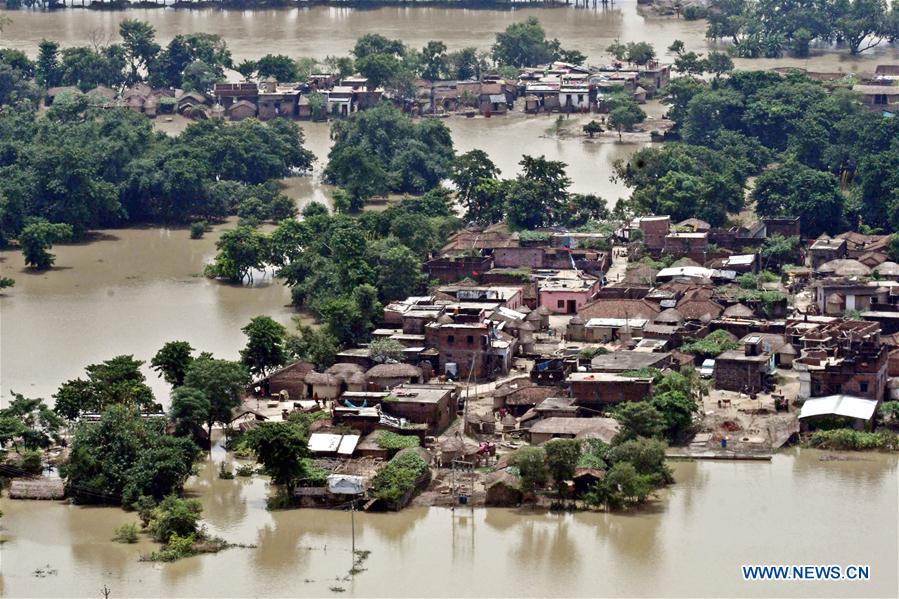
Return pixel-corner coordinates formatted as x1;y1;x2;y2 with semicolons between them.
1;448;895;597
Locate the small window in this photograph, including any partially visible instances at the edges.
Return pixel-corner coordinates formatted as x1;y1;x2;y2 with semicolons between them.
874;94;887;105
447;335;454;344
467;335;474;345
558;300;565;309
860;382;869;393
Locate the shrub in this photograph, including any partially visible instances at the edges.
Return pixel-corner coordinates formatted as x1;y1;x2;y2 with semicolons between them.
682;5;708;19
21;450;42;475
512;446;548;494
148;532;197;562
112;522;139;543
370;451;428;504
189;221;207;239
681;329;740;359
807;429;898;451
146;495;202;544
375;431;420;450
235;464;256;477
218;462;234;480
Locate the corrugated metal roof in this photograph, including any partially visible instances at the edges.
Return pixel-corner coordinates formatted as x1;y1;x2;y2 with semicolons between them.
799;395;878;421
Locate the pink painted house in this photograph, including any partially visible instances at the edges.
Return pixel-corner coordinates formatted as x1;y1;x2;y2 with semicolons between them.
537;272;600;314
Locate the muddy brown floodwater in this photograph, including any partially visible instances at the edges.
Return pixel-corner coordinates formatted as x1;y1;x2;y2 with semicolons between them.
0;448;896;598
0;4;897;71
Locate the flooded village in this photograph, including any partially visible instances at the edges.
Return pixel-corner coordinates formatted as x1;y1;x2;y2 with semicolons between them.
1;2;899;598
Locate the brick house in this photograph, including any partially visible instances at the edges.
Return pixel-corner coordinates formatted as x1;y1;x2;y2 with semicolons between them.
567;372;653;406
714;335;776;393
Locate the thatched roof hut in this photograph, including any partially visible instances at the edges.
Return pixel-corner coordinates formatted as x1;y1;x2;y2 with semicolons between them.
366;363;423;387
722;303;755;318
9;477;65;500
817;259;871;277
485;470;523;506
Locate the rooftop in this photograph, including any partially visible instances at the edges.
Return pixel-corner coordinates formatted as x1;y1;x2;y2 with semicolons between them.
590;350;670;372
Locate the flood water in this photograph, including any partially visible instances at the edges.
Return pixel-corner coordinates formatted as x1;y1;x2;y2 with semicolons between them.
1;109;643;405
1;448;896;597
0;4;897;72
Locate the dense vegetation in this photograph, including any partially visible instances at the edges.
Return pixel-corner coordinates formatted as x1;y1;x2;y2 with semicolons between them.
0;101;312;250
370;449;430;505
701;0;899;57
452;150;609;229
323;103;455;200
618;70;899;236
511;435;674;510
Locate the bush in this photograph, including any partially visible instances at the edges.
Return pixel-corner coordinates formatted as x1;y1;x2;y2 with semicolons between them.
370;451;429;504
146;495;202;544
681;330;740;359
112;522;140;543
807;429;898;451
189;221;207;239
682;5;708;19
148;532;197;562
218;462;234;480
235;464;255;477
375;431;420;450
21;450;43;475
512;446;548;494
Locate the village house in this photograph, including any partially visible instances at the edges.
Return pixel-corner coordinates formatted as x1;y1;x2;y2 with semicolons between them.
248;360;315;400
528;417;620;445
589;350;672;373
534;396;578;418
808;236;848;269
629;216;670;252
365;363;424;390
714;334;777;393
536;271;600;314
381;383;458;435
851;84;899;113
567;316;648;343
567;372;653;407
424;321;516;380
793;320;887;402
813;278;891;316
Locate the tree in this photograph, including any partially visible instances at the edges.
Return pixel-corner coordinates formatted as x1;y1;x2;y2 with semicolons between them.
608;96;646;140
255;54;299;81
0;394;63;450
285;324;339;370
368;338;405;364
355;52;402;89
544;439;580;495
181;60;221;94
614;402;666;442
245;422;311;494
19;219;73;270
377;243;425;302
451;150;502;224
0;277;13;291
607;437;671;483
145;495;203;544
833;0;890;54
35;39;62;87
760;234;798;269
182;357;250;438
119;19;159;85
53;378;94;421
649;370;702;441
205;225;269;283
505;155;572;230
704;51;734;77
151;341;195;387
169;385;211;440
492;17;555;67
240;316;288;377
513;446;548;495
625;41;656;66
606;39;628;62
324;104;454;196
66;405;198;505
752;161;847;237
601;461;654;504
583;120;604;138
421;40;448;81
235;59;256;79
